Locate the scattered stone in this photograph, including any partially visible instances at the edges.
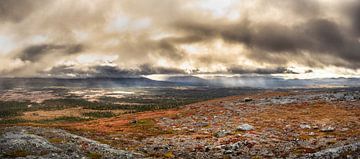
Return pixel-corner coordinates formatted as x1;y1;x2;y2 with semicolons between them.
129;119;137;124
340;128;349;132
320;126;335;132
223;150;233;154
237;124;254;131
244;98;253;102
300;142;360;159
214;130;231;138
204;146;211;152
194;122;209;127
300;124;311;129
230;142;242;150
187;128;195;132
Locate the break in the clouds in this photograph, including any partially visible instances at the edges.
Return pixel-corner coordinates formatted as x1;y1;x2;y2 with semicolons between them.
0;0;360;78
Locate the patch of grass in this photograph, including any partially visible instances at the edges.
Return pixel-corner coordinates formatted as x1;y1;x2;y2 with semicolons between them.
39;98;95;110
37;116;90;123
299;134;312;140
132;119;154;126
48;138;64;144
0;95;207;120
164;151;175;158
0;118;29;125
130;119;173;137
87;152;103;159
99;95;207;112
0;110;21;118
0;101;31;118
82;111;116;118
4;150;31;158
251;156;262;159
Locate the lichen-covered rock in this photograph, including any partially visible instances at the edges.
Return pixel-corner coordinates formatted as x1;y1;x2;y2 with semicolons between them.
320;126;335;132
0;126;143;159
236;124;254;131
300;142;360;159
214;130;231;138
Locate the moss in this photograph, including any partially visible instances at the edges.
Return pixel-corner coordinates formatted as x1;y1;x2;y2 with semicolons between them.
130;119;173;136
251;156;262;159
0;118;29;125
82;111;116;118
164;151;175;158
87;152;103;159
0;101;31;118
48;138;64;144
37;116;90;123
299;134;311;140
4;150;31;158
132;119;154;126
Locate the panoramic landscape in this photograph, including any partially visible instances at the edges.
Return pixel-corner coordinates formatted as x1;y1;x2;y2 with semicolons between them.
0;0;360;158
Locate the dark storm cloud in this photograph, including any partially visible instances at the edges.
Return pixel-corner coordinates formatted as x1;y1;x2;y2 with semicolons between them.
1;0;360;77
228;67;299;74
92;65;185;76
46;65;185;78
90;65;184;77
305;70;313;73
45;65;88;76
174;17;360;68
0;0;46;22
90;66;137;77
138;64;185;74
266;0;321;17
0;0;33;22
46;65;137;78
346;1;360;36
161;35;208;44
19;44;83;62
156;40;184;60
288;0;321;16
173;20;306;53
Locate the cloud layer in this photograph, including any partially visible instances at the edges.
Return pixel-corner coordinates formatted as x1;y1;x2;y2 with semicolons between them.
0;0;359;78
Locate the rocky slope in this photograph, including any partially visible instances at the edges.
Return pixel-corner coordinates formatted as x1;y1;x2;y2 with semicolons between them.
1;89;359;158
0;126;142;159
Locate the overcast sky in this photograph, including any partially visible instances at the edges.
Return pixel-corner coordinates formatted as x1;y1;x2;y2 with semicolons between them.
0;0;359;78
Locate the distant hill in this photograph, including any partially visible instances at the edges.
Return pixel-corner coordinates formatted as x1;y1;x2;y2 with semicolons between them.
163;76;209;86
0;77;178;90
160;75;360;88
0;76;359;90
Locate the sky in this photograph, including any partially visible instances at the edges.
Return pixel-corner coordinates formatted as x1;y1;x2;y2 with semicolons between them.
0;0;360;79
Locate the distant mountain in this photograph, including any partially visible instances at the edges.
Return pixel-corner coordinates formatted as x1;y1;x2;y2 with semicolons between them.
163;76;209;86
204;76;360;88
0;77;178;90
161;75;360;88
0;76;359;90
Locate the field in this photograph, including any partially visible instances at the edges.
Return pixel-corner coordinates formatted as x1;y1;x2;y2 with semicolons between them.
0;86;359;158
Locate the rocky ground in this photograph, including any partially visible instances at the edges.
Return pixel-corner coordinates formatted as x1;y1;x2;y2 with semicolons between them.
0;89;359;158
0;126;142;159
143;90;360;158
